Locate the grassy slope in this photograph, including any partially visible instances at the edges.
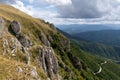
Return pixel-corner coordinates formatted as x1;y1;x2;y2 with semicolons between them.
0;4;54;80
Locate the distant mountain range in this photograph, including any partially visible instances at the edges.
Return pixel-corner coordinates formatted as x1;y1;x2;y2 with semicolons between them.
72;30;120;47
57;24;120;34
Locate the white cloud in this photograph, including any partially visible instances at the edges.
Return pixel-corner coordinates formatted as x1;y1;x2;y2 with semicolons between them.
45;0;72;6
44;0;120;24
10;0;59;23
11;1;34;16
28;0;34;4
117;0;120;2
1;0;120;25
32;9;59;19
28;0;72;6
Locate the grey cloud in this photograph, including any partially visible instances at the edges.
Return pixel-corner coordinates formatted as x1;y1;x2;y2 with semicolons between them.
56;0;119;19
58;0;101;18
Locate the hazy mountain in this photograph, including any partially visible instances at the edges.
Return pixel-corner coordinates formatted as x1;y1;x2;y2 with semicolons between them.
57;24;120;34
72;30;120;47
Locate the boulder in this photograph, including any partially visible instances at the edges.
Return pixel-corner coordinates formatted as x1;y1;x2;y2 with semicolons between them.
10;20;21;35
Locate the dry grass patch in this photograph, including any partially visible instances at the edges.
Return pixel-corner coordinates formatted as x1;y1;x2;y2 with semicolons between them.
0;56;47;80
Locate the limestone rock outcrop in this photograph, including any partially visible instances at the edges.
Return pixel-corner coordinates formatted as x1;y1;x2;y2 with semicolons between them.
9;21;29;47
38;46;58;80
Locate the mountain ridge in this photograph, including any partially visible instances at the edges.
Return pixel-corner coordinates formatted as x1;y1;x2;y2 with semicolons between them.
58;28;120;61
73;29;120;47
0;3;120;80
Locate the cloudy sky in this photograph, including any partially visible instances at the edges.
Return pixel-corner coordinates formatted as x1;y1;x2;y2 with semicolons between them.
1;0;120;25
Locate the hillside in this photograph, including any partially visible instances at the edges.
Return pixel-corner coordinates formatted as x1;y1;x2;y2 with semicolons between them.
58;28;120;61
72;30;120;47
0;4;120;80
72;39;120;61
